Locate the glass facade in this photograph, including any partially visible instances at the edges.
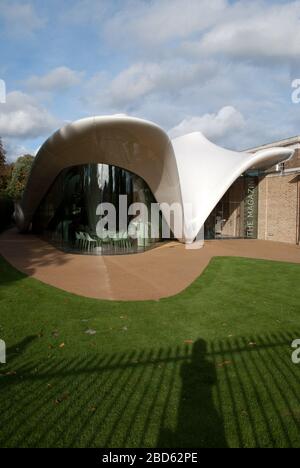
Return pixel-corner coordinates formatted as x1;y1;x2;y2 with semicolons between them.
33;163;163;255
204;175;259;240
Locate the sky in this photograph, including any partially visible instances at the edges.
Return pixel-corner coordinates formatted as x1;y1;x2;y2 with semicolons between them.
0;0;300;161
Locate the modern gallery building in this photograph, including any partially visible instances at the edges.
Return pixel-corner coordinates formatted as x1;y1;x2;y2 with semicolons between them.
15;116;298;255
210;136;300;245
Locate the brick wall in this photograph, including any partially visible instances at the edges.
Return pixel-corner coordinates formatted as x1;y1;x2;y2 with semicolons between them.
258;173;299;244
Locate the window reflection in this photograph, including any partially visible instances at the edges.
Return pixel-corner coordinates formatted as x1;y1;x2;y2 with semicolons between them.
33;163;163;255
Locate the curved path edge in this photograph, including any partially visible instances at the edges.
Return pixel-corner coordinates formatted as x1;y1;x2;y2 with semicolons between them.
0;228;300;301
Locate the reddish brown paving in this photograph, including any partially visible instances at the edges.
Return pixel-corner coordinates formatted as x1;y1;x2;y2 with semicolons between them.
1;228;299;301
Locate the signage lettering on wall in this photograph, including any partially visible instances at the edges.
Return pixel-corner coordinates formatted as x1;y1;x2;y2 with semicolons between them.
244;176;258;239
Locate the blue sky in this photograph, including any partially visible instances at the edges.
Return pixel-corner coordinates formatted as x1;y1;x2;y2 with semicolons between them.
0;0;300;161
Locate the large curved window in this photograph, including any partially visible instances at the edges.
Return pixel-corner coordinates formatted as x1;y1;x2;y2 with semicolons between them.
33;163;164;255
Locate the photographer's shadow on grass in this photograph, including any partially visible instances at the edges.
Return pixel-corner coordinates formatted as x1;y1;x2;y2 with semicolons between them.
5;336;37;365
158;339;228;448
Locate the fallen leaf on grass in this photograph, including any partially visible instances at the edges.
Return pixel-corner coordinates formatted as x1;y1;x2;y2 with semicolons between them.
184;340;194;344
54;392;70;404
217;361;232;368
85;329;97;336
59;343;65;348
248;342;257;347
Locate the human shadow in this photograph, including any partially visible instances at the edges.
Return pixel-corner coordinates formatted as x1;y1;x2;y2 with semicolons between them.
158;339;228;448
4;336;37;366
1;332;300;447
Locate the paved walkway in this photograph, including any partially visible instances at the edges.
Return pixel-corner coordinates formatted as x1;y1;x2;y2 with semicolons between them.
0;228;300;301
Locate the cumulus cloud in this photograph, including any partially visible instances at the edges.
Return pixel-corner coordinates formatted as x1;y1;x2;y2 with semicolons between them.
104;0;226;47
25;66;84;92
0;91;60;139
0;0;296;157
85;59;217;109
0;1;45;37
75;0;300;66
3;139;32;162
182;0;300;63
168;106;246;140
60;0;109;25
77;0;300;66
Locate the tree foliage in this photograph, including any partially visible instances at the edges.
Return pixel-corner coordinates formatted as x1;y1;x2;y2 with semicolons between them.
6;154;34;200
0;163;14;194
0;137;6;167
0;137;9;193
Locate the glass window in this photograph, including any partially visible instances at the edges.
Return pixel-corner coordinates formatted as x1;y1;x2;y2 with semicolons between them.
33;163;165;255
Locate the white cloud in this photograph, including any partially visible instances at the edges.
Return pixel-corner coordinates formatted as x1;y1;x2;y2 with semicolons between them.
182;1;300;63
3;139;32;162
85;59;217;109
108;61;214;104
82;0;300;65
25;66;84;92
104;0;226;47
168;106;246;140
0;91;60;139
0;1;45;37
60;0;109;25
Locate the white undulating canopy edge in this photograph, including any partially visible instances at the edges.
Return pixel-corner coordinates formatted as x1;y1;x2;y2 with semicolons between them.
15;116;294;244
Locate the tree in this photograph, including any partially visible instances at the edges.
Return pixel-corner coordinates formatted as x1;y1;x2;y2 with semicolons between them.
0;163;14;194
6;154;34;200
0;138;8;193
0;137;6;167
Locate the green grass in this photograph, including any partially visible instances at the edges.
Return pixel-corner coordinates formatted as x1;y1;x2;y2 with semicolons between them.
0;254;300;448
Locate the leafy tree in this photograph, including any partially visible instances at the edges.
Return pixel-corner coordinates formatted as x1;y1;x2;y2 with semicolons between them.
6;154;34;200
0;138;8;193
0;163;14;194
0;137;6;167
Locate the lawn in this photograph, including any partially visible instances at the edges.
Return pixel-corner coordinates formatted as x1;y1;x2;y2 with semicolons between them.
0;254;299;448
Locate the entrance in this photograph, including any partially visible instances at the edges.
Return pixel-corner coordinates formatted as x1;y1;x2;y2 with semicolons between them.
204;176;259;240
204;200;243;239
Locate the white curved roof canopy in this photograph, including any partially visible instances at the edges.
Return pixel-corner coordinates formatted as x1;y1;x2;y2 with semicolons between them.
16;115;294;244
16;116;182;236
172;132;294;242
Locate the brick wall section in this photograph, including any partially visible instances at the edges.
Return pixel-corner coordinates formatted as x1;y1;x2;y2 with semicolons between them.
258;173;299;244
